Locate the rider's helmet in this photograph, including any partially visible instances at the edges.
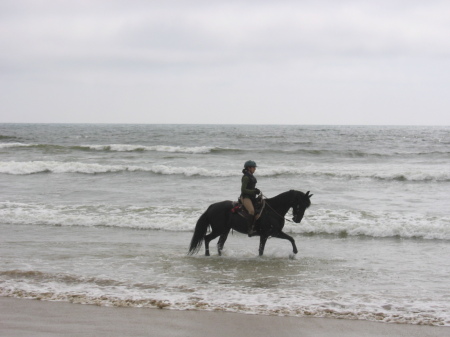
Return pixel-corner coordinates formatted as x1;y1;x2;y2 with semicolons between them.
244;160;257;168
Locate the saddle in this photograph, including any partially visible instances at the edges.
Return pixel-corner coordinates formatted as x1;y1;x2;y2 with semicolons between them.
230;195;265;220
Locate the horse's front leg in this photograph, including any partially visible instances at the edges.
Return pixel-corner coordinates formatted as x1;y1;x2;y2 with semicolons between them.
274;231;298;254
259;236;268;256
217;230;230;256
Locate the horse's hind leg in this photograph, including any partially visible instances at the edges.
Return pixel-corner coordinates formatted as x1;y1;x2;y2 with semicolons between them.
204;232;221;256
217;230;230;256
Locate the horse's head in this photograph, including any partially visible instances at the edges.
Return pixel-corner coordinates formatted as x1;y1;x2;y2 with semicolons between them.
292;190;313;223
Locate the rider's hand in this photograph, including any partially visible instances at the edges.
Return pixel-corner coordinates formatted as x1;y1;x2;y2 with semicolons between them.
254;188;260;195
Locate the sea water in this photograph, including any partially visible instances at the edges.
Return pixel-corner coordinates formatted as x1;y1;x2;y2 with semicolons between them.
0;124;449;325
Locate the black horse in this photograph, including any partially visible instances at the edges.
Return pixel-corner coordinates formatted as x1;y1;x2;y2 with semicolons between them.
188;190;312;257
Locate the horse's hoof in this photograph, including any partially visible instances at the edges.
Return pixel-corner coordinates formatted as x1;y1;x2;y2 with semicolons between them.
289;253;296;260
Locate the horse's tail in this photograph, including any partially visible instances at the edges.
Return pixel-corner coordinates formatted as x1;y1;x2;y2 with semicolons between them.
188;209;210;255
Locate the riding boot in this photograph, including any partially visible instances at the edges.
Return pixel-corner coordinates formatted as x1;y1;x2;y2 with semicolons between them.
248;215;257;237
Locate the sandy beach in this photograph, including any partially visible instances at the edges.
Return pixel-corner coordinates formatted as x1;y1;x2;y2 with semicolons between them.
0;297;448;337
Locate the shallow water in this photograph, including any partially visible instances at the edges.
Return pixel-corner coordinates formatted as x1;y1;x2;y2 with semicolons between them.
1;222;449;325
0;124;449;325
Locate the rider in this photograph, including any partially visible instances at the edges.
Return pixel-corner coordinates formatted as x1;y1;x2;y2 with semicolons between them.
240;160;260;236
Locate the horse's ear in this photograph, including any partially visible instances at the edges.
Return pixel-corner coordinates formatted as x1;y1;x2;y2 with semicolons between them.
306;191;313;198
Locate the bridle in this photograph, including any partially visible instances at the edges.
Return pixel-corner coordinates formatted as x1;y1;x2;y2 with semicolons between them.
261;192;300;223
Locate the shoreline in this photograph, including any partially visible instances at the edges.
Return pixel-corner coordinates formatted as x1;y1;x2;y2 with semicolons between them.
1;297;448;337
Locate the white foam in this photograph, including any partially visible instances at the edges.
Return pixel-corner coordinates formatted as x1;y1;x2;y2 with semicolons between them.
0;201;201;231
1;202;449;240
0;161;235;176
1;272;448;326
148;165;232;177
0;159;448;181
258;164;450;182
286;208;450;240
0;142;32;149
0;161;128;175
0;142;215;154
85;144;214;154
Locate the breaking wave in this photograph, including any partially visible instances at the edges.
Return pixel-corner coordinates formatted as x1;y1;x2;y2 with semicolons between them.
1;161;448;182
0;142;234;154
0;142;31;149
1;270;448;326
287;208;450;240
2;142;448;159
1;202;449;240
84;144;216;154
0;202;201;231
0;161;233;176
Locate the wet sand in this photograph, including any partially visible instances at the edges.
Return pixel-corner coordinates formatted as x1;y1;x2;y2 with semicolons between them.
1;297;448;337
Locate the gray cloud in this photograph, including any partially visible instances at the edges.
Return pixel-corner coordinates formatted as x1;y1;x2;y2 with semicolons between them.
1;0;449;124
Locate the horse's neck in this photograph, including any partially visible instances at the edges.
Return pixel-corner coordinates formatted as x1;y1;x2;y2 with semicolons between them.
266;192;292;216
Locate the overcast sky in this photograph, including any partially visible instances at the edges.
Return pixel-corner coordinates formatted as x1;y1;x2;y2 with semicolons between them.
1;0;449;125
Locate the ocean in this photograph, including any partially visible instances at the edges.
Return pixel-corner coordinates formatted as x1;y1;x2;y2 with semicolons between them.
0;123;449;326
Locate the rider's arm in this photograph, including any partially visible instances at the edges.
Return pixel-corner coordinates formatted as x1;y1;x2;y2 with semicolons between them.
241;176;257;197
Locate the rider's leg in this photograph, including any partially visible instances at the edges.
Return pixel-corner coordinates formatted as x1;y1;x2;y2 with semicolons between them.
241;197;254;215
241;197;256;235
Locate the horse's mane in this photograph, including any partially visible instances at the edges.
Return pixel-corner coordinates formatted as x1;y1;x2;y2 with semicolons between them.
265;190;311;208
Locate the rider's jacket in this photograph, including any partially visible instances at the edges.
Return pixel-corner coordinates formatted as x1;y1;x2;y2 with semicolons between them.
240;171;258;200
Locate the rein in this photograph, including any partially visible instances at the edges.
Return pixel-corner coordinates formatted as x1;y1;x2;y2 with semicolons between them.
262;193;294;223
